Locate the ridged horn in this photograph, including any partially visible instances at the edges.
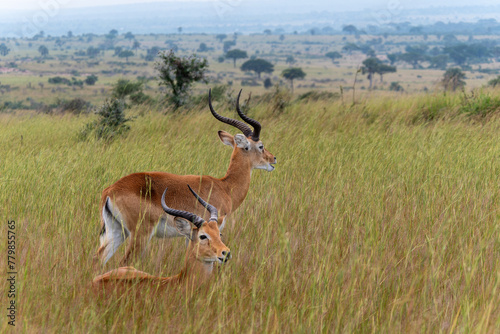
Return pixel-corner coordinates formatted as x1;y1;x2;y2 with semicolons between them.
208;89;253;138
187;185;218;223
161;188;204;228
235;89;261;141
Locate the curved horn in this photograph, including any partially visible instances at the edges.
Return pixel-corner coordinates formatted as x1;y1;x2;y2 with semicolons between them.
187;185;218;223
208;89;253;138
161;188;204;228
235;89;262;141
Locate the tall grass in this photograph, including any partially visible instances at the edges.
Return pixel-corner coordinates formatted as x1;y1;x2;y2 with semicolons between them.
1;91;499;332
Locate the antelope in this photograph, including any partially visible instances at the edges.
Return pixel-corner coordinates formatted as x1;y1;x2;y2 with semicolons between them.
93;186;230;293
94;89;276;265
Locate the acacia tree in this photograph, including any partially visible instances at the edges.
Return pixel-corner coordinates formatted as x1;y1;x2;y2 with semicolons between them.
240;58;274;79
377;64;397;83
154;50;209;108
360;57;381;89
342;25;358;35
118;50;134;62
124;32;135;44
325;51;342;63
225;49;248;68
361;58;396;88
215;34;227;43
38;45;49;57
132;40;141;55
281;67;306;94
441;68;466;91
0;43;10;56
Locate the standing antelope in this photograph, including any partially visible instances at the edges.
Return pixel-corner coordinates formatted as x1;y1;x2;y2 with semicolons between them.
94;89;276;265
93;186;230;293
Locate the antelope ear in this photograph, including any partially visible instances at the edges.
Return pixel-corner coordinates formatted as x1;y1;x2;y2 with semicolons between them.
218;131;235;147
218;215;227;230
234;134;250;149
174;217;194;239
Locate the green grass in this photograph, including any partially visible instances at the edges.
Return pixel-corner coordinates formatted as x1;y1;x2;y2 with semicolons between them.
1;92;499;332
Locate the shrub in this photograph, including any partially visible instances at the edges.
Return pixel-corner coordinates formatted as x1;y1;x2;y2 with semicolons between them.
459;90;500;117
260;84;291;114
59;98;91;114
48;76;71;85
263;78;273;89
80;99;132;141
297;91;340;102
112;79;143;99
389;82;404;92
488;75;500;87
84;75;98;85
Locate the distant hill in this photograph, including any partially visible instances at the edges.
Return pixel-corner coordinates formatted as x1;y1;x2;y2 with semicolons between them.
0;1;499;37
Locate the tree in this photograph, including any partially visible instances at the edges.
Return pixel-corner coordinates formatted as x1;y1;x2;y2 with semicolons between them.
114;46;123;56
145;46;161;61
377;64;397;82
279;34;285;42
360;57;382;89
429;55;449;70
240;59;274;79
223;40;236;53
124;32;135;43
285;55;296;65
0;43;10;56
197;43;209;52
281;67;306;94
38;45;49;57
325;51;342;63
87;46;100;58
118;50;134;62
177;27;182;34
387;53;399;66
263;78;273;89
154;50;209;108
398;52;427;69
225;49;248;68
84;74;98;85
342;25;358;35
106;29;118;40
263;29;272;35
132;40;141;55
441;68;466;91
342;43;359;55
215;34;227;42
67;31;73;38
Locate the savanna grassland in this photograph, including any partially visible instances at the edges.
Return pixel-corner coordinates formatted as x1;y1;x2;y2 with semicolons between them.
1;89;499;332
1;32;500;111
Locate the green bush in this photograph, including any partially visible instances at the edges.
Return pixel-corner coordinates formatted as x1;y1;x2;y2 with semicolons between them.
59;98;91;114
460;90;500;117
80;99;132;141
488;75;500;87
297;90;340;102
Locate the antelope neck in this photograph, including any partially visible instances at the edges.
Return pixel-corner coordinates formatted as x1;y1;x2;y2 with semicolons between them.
219;150;252;212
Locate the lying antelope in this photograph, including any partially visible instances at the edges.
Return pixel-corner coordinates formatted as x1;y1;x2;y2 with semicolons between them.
93;186;230;293
94;89;276;265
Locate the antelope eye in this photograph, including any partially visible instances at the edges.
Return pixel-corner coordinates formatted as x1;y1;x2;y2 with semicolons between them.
220;233;223;237
259;145;264;150
199;235;208;240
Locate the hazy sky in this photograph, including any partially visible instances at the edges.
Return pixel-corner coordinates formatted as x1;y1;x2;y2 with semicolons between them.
1;0;499;11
